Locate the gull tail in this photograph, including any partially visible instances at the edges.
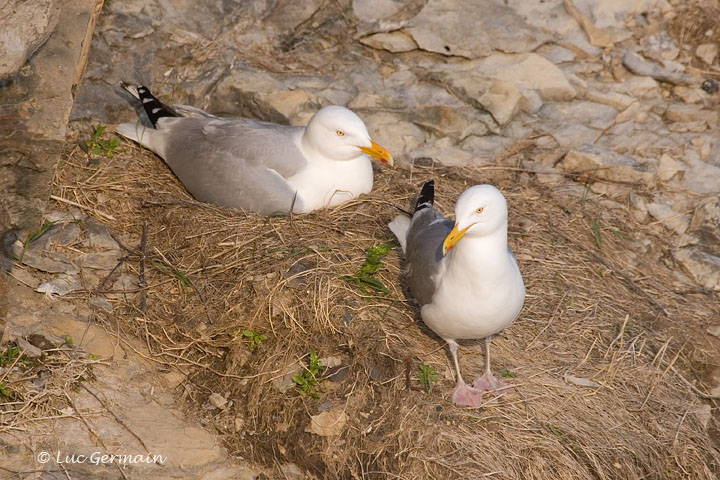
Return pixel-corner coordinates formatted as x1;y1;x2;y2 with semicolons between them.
414;180;434;212
389;180;435;253
119;82;178;127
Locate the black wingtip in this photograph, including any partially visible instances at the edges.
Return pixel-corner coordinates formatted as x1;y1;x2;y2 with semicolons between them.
133;84;178;127
414;180;435;213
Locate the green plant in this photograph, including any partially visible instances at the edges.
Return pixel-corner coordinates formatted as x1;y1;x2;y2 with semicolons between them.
501;369;517;378
152;260;191;287
417;363;438;393
240;329;267;352
0;345;22;367
292;348;324;397
86;124;122;158
341;244;392;295
0;382;11;398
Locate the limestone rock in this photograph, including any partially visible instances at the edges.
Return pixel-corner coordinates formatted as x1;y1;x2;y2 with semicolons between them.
0;0;61;79
675;248;720;291
696;43;718;65
646;202;690;235
665;104;718;126
672;86;705;104
682;149;720;195
622;51;694;86
690;198;720;256
655;153;685;182
619;75;660;99
406;0;551;59
479;80;522;125
584;88;636;110
360;31;417;53
629;192;650;223
561;144;657;183
480;53;576;102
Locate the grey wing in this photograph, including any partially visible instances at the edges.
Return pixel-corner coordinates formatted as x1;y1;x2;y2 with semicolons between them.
152;117;307;214
404;208;454;306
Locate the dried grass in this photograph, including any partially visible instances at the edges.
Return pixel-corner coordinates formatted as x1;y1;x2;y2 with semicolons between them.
46;136;720;479
668;0;720;71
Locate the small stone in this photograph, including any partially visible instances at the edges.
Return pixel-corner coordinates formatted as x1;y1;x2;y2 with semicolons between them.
80;251;123;270
234;416;244;433
665;104;717;126
9;267;40;289
343;312;353;326
584;88;635;111
563;374;601;388
285;262;310;290
675;248;720;291
656;153;685;182
673;86;704;104
208;393;227;410
327;365;351;382
36;273;82;298
85;218;120;250
646;202;690;235
319;356;342;369
317;400;333;412
614;102;646;124
629;192;650;223
306;409;348;436
22;250;78;274
622;51;694;86
696;43;718;65
89;295;113;312
360;32;417;53
479;80;521;125
369;365;382;381
707;325;720;338
693;404;712;430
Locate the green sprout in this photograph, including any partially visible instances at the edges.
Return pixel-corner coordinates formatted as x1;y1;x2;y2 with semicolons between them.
0;382;11;398
240;329;267;352
86;124;122;158
292;348;324;397
0;345;22;367
341;244;392;295
417;363;439;393
501;369;517;378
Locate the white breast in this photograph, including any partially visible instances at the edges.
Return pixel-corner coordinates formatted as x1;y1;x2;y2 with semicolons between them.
286;157;373;213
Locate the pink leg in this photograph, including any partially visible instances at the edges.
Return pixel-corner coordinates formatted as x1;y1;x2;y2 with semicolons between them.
447;340;486;407
471;336;513;396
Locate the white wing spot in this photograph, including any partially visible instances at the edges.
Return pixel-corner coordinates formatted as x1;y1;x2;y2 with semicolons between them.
142;98;153;103
151;108;162;114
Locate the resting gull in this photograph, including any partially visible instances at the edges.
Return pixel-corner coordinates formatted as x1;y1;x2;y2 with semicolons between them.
116;83;393;214
389;180;525;406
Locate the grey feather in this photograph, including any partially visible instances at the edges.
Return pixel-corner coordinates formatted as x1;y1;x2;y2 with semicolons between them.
126;116;309;214
404;208;453;306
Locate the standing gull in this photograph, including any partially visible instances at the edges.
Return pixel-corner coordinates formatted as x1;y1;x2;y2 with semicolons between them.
389;181;525;406
116;83;393;215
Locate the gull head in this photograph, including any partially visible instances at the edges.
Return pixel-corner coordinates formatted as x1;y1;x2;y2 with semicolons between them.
303;106;393;165
442;185;508;255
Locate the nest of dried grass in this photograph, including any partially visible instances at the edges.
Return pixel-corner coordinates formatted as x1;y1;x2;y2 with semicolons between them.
49;133;720;479
668;0;720;71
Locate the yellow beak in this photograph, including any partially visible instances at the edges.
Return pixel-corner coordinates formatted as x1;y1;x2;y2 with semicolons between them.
442;223;474;255
358;140;393;166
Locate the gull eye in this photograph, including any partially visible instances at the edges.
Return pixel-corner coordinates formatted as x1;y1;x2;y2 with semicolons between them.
476;207;484;214
336;130;345;136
